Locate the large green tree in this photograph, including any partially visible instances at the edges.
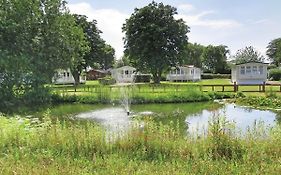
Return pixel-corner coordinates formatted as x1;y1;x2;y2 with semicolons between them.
202;45;229;74
72;14;115;85
183;43;205;67
267;38;281;66
0;0;88;108
234;46;265;64
123;1;189;83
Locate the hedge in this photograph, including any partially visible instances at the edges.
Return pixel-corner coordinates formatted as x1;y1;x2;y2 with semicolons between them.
202;73;231;79
134;74;151;83
268;68;281;81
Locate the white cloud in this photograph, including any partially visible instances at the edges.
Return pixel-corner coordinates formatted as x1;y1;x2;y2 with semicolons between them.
67;2;242;59
177;11;241;29
252;19;269;25
177;4;195;12
67;2;129;59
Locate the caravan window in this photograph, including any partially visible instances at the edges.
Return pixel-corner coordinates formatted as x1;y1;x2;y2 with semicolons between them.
246;66;251;74
259;66;263;74
240;66;245;75
252;66;257;74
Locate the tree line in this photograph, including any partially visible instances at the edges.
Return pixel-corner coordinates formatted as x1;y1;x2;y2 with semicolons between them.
0;0;114;109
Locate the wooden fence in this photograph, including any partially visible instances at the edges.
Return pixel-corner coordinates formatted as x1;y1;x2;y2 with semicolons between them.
201;82;281;92
51;82;281;95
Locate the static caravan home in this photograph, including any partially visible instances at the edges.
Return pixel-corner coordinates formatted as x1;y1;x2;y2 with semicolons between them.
110;66;136;83
52;69;86;84
166;65;201;82
231;62;268;85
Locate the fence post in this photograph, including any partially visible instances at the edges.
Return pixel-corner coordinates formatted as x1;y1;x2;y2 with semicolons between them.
234;82;237;92
212;85;214;91
262;82;265;92
222;85;225;92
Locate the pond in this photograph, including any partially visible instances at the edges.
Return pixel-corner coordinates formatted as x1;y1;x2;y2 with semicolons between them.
44;101;280;136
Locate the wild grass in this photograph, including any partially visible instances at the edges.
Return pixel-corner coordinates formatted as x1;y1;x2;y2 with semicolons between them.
51;84;235;105
0;112;280;174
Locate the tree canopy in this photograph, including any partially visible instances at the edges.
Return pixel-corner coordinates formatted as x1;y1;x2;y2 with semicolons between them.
233;46;265;64
0;0;88;108
202;45;229;74
123;1;189;83
183;43;205;68
267;38;281;66
72;14;115;85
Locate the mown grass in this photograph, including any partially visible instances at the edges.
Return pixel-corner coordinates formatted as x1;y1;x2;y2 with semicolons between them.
0;112;281;174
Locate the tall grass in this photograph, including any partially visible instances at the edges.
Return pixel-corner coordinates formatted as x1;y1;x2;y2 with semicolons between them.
52;85;235;105
0;112;280;174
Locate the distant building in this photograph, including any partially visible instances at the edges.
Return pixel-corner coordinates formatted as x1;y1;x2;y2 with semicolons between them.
166;65;201;82
110;66;136;83
86;69;108;80
231;62;268;85
52;69;86;84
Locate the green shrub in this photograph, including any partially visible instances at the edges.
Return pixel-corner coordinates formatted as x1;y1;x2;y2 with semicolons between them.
202;73;231;79
134;74;151;83
268;68;281;81
98;76;116;85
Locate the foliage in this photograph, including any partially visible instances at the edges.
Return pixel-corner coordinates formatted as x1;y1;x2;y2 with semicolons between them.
202;45;229;73
98;76;116;85
207;116;244;160
268;68;281;81
0;0;87;109
134;74;151;83
123;1;189;83
236;96;281;109
267;38;281;66
114;55;133;68
202;73;231;79
182;43;205;67
72;14;115;85
233;46;265;64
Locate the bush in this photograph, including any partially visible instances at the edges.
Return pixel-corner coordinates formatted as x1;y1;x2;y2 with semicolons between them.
98;76;116;85
202;74;231;79
268;68;281;81
134;74;151;83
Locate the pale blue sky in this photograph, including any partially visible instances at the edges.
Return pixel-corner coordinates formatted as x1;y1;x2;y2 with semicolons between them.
67;0;281;59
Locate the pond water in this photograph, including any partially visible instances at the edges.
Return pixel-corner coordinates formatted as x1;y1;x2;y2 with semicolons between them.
52;101;280;136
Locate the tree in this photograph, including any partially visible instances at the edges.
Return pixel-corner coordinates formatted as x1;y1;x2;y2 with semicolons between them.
234;46;265;64
99;44;115;70
267;38;281;66
0;0;88;108
183;43;205;67
202;45;229;73
123;1;189;83
72;14;115;85
114;55;133;68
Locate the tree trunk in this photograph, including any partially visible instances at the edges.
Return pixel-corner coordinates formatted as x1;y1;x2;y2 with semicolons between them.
152;70;161;84
72;71;80;92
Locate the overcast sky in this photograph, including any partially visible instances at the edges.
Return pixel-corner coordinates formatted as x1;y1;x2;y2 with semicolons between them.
67;0;281;59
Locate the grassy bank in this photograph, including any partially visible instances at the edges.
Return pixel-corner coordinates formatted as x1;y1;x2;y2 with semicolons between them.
53;89;235;104
0;113;280;174
235;95;281;110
